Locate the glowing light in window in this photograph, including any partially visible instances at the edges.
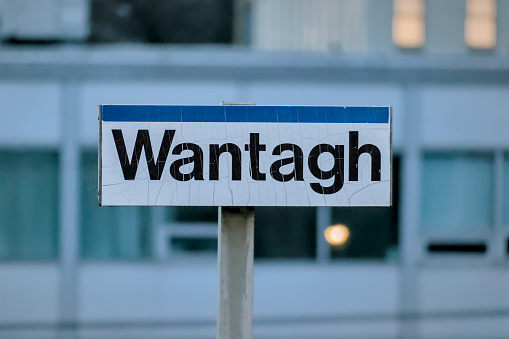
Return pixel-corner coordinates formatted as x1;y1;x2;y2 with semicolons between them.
392;0;425;48
466;0;497;49
324;225;350;246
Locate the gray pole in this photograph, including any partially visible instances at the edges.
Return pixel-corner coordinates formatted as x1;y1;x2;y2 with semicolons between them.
316;206;332;263
59;81;80;335
217;207;255;339
399;85;422;338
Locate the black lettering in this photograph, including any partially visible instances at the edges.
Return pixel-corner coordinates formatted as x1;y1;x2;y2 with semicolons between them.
209;143;242;180
112;129;175;180
245;133;266;181
170;143;204;181
349;131;381;181
270;144;304;182
308;144;344;195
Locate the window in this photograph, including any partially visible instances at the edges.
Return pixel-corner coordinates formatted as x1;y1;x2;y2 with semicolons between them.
81;152;151;260
421;153;493;236
254;207;316;259
168;207;218;255
392;0;425;48
161;156;399;261
465;0;497;49
162;206;317;259
253;0;365;52
329;157;400;260
89;0;234;44
0;152;59;260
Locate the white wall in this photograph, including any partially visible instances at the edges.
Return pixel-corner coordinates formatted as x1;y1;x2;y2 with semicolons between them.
79;262;399;338
0;81;60;147
0;264;60;323
421;85;509;149
79;263;218;322
418;267;509;339
3;263;508;339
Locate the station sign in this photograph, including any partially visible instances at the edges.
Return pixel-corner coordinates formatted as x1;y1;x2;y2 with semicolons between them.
99;105;391;206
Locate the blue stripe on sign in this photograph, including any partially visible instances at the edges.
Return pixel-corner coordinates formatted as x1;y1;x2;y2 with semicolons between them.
101;105;390;123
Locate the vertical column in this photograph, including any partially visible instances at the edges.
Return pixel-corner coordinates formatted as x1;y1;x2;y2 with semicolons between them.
233;0;250;44
490;150;505;262
399;85;422;338
59;81;80;331
316;206;332;263
217;207;254;339
151;207;168;261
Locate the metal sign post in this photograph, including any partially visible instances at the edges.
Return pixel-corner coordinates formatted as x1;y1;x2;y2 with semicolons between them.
218;207;254;339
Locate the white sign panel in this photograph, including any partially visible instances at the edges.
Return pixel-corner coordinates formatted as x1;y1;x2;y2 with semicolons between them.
99;105;391;206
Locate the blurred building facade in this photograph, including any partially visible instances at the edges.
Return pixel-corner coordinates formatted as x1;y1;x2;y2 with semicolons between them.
0;0;509;338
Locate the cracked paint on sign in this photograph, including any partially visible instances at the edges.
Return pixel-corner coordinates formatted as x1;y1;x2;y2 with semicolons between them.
99;105;391;207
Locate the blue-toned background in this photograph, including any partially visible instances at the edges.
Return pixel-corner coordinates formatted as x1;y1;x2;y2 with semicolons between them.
1;1;509;338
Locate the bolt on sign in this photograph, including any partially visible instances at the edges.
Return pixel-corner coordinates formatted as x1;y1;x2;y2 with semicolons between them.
99;105;391;207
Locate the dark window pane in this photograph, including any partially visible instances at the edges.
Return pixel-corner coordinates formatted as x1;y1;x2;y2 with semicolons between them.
421;153;493;235
166;207;218;254
254;207;316;259
329;207;397;259
0;152;59;260
81;151;151;260
427;242;486;254
330;156;399;260
172;206;218;223
169;206;316;259
90;0;234;43
171;238;217;253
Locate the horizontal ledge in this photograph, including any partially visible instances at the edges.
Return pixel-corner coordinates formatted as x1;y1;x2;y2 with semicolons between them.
159;223;218;238
1;45;509;70
2;307;509;330
1;45;509;83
